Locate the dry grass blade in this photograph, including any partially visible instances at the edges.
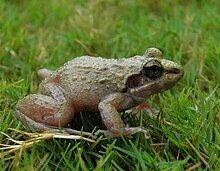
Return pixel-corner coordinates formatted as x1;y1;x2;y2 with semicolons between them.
186;138;208;166
0;128;95;159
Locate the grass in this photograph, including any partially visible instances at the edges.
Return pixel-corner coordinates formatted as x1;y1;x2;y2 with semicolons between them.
0;0;219;170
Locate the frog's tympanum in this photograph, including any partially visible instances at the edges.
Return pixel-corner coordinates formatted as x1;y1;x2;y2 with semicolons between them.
16;48;184;138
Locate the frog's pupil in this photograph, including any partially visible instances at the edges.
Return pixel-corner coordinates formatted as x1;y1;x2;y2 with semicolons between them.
150;65;160;71
143;60;163;79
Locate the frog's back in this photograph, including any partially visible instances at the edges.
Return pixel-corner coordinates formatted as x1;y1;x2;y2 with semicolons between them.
58;55;144;90
52;56;144;111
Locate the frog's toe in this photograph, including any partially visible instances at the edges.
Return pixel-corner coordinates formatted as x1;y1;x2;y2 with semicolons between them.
94;127;151;139
122;127;151;139
94;129;111;137
139;128;151;139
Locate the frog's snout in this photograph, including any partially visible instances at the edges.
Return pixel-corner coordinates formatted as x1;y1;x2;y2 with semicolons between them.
171;66;184;84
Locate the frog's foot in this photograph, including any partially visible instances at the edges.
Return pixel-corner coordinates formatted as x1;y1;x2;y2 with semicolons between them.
94;127;151;139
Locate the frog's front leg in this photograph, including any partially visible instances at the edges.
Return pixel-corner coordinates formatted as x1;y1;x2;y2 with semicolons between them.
16;83;75;131
97;93;150;138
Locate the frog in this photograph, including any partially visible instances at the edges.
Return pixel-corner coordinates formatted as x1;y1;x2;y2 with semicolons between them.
16;48;184;138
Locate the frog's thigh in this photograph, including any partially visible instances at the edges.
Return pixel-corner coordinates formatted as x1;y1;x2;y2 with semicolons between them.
16;93;74;128
98;93;144;137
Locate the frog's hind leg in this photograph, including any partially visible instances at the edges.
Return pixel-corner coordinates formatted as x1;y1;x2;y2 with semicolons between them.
16;108;95;138
16;82;75;129
131;100;158;118
16;83;95;137
16;94;74;130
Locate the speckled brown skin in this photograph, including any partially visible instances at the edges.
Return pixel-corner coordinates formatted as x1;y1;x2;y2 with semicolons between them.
16;48;184;138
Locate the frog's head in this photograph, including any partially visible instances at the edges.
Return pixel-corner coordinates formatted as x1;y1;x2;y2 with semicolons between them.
126;48;184;99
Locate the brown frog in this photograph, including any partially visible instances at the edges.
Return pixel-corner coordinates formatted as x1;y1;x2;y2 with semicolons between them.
16;48;184;138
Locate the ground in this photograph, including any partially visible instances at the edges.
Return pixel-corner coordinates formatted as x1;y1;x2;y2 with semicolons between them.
0;0;219;170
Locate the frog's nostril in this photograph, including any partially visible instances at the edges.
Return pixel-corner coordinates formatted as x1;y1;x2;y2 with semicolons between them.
169;68;180;74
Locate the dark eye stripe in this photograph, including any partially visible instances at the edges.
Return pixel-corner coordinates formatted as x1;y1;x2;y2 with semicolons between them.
126;75;143;88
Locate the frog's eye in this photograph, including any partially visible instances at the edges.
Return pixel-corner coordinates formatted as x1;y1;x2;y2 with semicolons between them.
142;60;163;79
